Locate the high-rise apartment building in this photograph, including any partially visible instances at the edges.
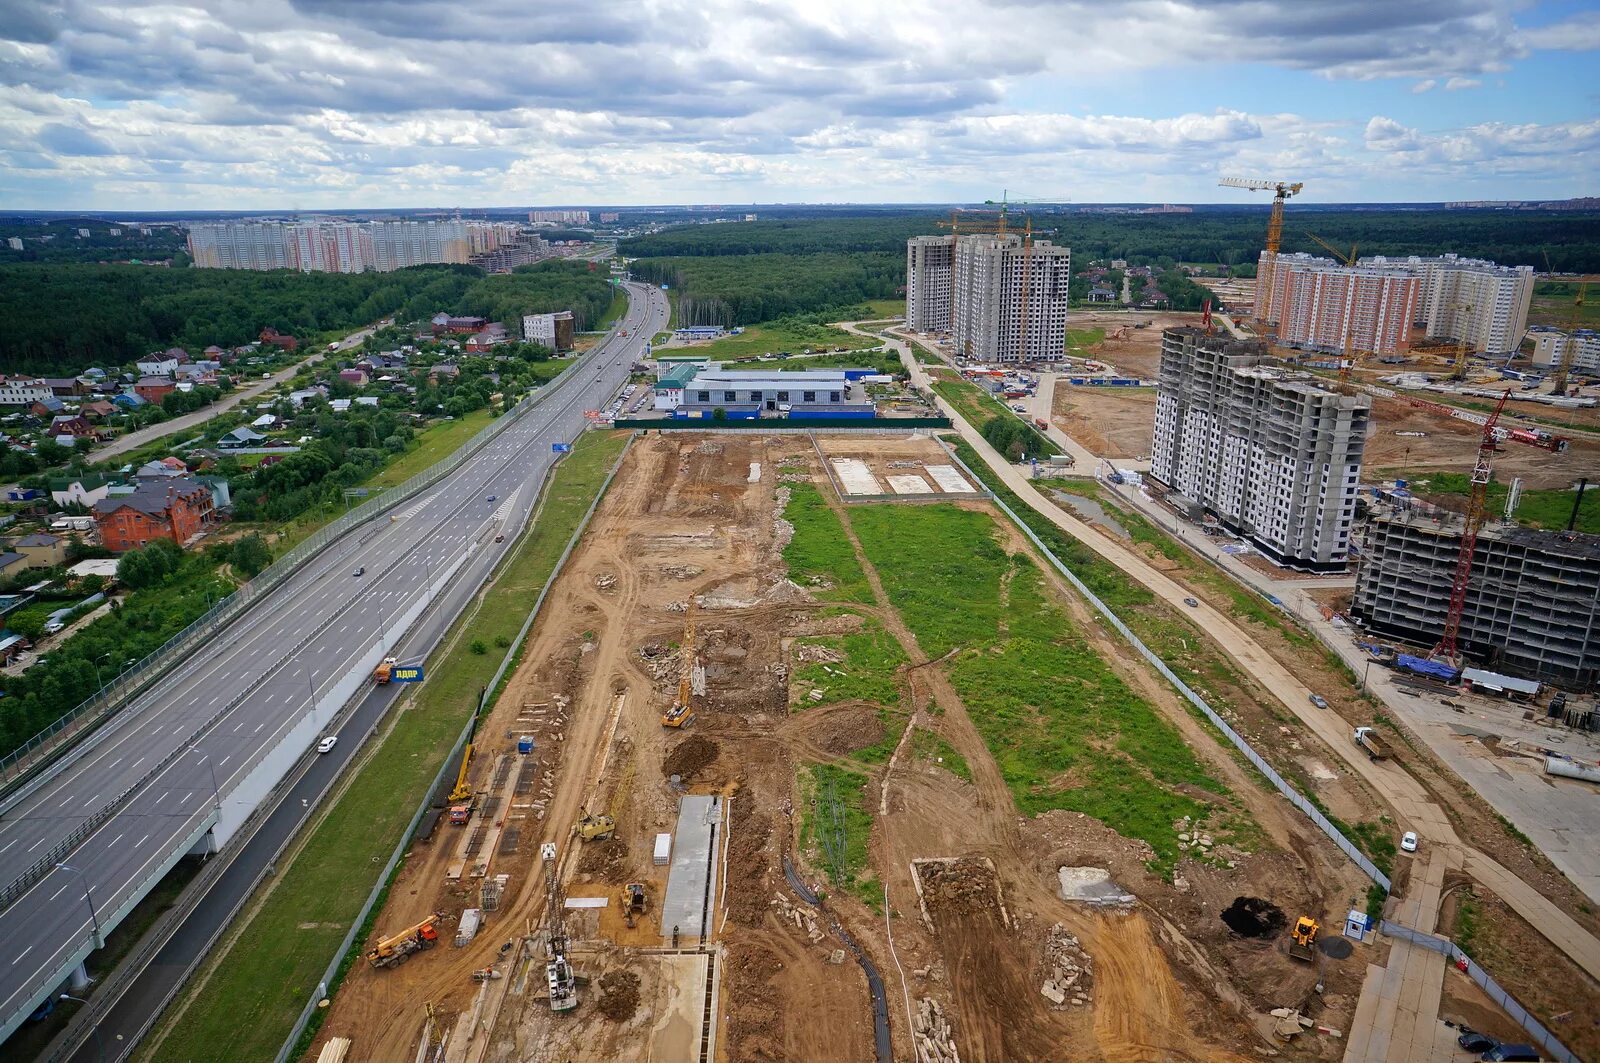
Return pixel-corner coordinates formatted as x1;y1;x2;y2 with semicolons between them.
528;210;590;225
187;220;493;272
1353;511;1600;687
1271;260;1419;355
1151;328;1370;570
1422;259;1534;356
905;235;956;331
906;232;1072;361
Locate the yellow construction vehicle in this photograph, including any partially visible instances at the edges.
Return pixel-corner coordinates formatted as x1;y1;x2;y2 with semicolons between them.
446;713;481;803
661;601;702;729
1288;915;1320;962
574;807;616;842
622;882;647;928
367;915;439;969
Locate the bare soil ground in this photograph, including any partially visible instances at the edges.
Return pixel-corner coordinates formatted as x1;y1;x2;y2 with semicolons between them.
307;429;1542;1063
1363;394;1599;489
1051;384;1155;459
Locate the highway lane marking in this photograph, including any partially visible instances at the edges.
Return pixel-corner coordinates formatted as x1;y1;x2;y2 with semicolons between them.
49;879;73;901
219;756;230;766
12;945;32;965
59;796;73;808
0;839;13;854
82;794;100;807
28;836;47;851
136;833;149;846
107;832;123;848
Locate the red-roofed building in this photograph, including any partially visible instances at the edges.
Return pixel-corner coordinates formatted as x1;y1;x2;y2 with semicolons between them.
92;477;216;551
260;327;299;351
134;377;176;402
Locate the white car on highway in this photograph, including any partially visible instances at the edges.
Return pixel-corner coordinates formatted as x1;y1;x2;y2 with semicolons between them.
316;735;338;754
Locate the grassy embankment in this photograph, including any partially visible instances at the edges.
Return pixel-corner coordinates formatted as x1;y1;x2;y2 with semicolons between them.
849;501;1246;876
147;429;632;1063
928;370;1061;459
681;318;881;362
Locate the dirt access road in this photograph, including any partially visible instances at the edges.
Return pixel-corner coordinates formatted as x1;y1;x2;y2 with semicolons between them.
866;320;1600;988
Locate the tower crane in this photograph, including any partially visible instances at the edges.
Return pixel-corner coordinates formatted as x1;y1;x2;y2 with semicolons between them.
1219;177;1304;335
1550;282;1589;396
1433;390;1510;665
1304;232;1368;387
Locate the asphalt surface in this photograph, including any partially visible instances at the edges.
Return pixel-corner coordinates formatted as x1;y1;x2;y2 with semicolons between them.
0;283;667;1039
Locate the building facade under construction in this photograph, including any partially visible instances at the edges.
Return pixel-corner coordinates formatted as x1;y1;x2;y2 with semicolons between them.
1352;510;1600;688
905;232;1072;361
1151;328;1370;570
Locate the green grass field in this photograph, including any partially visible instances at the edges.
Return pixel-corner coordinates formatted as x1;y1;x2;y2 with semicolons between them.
911;727;971;782
148;429;632;1063
726;349;902;376
792;614;907;709
928;370;1060;458
780;482;874;603
799;762;880;909
849;502;1236;874
1066;327;1105;351
856;298;906;320
679;318;880;361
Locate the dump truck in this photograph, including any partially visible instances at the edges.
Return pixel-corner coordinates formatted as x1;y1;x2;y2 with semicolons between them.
372;657;399;684
1353;726;1387;761
575;807;616;842
1288;915;1319;962
367;915;439;969
448;795;478;825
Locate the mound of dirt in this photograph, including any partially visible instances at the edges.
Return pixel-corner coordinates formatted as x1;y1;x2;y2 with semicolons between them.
577;836;628;877
598;969;641;1022
920;858;1000;913
1220;896;1286;938
662;735;719;779
814;706;886;756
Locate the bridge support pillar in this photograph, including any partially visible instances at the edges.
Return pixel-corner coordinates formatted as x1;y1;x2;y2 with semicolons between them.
69;962;91;992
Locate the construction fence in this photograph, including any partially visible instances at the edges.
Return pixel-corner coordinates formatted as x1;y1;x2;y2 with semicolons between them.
942;444;1394;893
1380;921;1579;1063
0;372;575;792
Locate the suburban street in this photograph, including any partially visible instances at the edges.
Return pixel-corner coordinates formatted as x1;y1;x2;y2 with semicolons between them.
85;324;376;465
0;283;668;1041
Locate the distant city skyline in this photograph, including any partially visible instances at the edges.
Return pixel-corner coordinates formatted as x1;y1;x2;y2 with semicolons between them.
2;0;1596;210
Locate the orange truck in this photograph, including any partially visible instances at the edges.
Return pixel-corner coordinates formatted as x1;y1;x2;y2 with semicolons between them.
372;657;399;684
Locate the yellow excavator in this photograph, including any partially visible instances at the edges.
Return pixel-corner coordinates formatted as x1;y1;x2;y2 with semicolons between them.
367;915;439;969
661;600;700;729
1288;915;1320;962
574;806;616;842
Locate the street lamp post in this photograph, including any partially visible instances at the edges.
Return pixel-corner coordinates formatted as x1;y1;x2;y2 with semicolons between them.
58;994;105;1063
93;652;112;691
1360;657;1374;693
55;863;102;948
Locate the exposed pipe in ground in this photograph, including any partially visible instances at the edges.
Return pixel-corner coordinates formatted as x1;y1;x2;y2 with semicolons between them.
783;857;892;1063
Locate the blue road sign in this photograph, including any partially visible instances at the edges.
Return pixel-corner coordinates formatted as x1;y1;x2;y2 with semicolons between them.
552;442;572;453
391;666;424;683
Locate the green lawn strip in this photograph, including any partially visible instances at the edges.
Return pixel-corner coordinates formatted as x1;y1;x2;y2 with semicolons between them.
725;349;903;376
849;501;1239;876
681;317;881;361
792;613;907;709
598;288;627;328
928;371;1060;459
1378;468;1600;535
780;481;873;603
1065;326;1105;352
858;299;906;319
799;762;880;910
910;727;971;782
148;429;630;1063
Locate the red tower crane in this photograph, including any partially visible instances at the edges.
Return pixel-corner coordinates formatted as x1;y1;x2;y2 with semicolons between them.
1433;390;1509;664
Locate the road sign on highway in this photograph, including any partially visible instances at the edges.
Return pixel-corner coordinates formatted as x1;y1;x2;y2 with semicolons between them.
391;665;424;683
552;442;572;453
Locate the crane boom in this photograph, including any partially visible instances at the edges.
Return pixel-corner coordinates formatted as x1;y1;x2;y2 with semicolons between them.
1220;177;1304;335
1434;391;1509;664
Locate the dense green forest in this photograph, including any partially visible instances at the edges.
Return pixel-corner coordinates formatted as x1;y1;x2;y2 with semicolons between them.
622;210;1600;272
0;260;616;375
628;253;901;326
0;219;188;264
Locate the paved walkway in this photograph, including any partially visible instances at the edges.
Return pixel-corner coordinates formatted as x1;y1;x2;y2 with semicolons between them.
854;322;1600;990
1344;848;1460;1061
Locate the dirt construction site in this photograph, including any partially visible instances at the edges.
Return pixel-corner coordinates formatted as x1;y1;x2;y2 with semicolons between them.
303;429;1544;1063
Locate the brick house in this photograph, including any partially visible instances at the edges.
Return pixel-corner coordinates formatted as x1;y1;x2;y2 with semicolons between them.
260;327;298;351
92;477;216;551
134;376;176;402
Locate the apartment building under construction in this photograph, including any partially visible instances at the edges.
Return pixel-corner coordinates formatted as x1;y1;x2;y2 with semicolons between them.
1151;328;1370;570
1353;510;1600;688
905;232;1072;362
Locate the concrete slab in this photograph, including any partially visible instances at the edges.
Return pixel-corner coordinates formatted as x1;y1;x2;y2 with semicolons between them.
925;464;974;493
660;795;722;940
650;952;709;1060
831;457;882;495
887;474;932;494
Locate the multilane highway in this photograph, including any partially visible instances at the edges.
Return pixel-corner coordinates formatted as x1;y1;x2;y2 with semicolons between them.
0;282;668;1041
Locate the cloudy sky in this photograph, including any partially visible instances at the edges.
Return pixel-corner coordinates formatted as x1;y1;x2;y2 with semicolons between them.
2;0;1597;210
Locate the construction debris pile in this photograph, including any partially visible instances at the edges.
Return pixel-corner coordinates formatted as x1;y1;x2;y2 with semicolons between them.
1039;923;1093;1008
770;891;829;945
913;997;962;1063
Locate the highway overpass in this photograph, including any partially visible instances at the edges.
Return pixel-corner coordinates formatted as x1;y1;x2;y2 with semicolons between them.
0;283;668;1043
